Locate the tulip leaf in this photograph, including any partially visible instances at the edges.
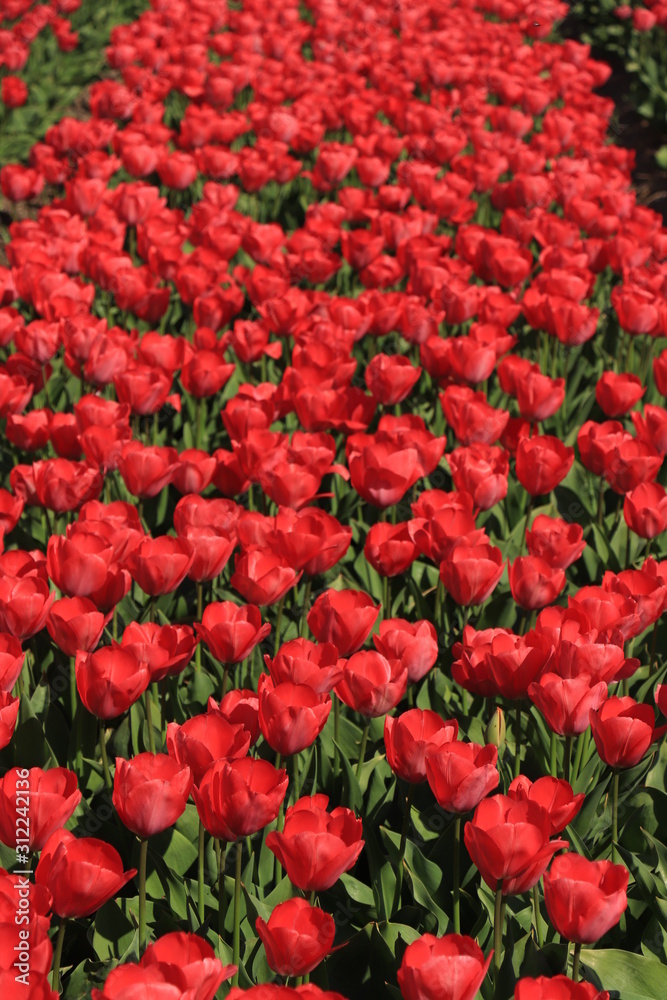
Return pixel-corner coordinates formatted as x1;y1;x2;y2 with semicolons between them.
580;948;667;998
93;897;143;960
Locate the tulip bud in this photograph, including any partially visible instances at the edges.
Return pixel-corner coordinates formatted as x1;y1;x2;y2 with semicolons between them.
486;707;506;748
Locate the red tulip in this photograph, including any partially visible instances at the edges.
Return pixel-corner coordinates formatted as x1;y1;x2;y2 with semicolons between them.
590;696;666;769
256;898;335;977
373;618;439;683
507;776;584;835
543;853;628;943
307;588;380;656
166;707;250;785
515;435;574;496
364;521;420;578
92;931;235;1000
526;515;585;570
0;691;19;749
385;709;459;783
624;482;667;539
509;556;566;611
75;646;151;719
397;933;492;1000
529;673;608;737
192;757;288;840
336;650;408;718
0;633;24;692
447;444;509;510
230;548;301;605
120;621;197;682
464;795;567;896
125;536;193;596
35;829;136;919
425;742;499;813
265;638;344;693
46;596;110;656
265;794;364;891
452;626;552;700
195;601;270;663
0;766;81;853
113;753;193;839
440;542;505;607
595;372;645;418
258;675;331;756
515;976;609;1000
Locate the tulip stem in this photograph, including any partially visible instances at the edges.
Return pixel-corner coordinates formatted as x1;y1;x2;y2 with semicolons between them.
300;578;311;637
217;839;227;941
274;595;286;656
222;666;229;698
391;783;414;916
493;884;505;982
453;814;461;934
196;398;204;450
292;753;301;802
597;478;605;526
51;919;67;991
198;820;206;925
99;720;112;789
69;656;77;723
513;704;522;778
563;735;573;785
533;884;544;948
549;732;557;778
232;840;243;985
612;771;620;864
650;620;659;671
145;690;157;754
356;720;370;779
571;941;582;981
333;697;341;784
572;733;585;786
195;582;203;671
139;838;148;954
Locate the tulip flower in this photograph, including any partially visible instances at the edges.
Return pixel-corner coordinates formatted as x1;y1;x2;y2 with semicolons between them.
256;898;336;977
397;933;492;1000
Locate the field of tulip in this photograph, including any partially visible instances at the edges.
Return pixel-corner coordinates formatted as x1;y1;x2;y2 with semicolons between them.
2;1;667;999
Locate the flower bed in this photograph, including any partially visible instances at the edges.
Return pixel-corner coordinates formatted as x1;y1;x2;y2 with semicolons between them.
0;1;666;999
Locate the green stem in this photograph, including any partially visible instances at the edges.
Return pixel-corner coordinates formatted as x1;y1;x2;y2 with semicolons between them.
232;840;243;985
333;696;341;783
572;941;582;982
355;720;370;779
69;656;77;724
597;478;605;527
99;720;112;790
390;784;415;916
300;578;312;637
198;820;206;925
273;595;286;656
493;884;505;981
453;814;462;934
550;731;558;778
139;838;148;953
195;581;203;671
196;397;205;450
217;839;227;942
222;666;229;698
612;771;620;864
563;734;573;785
571;733;585;787
145;690;156;754
51;919;67;991
513;704;522;779
533;883;544;948
292;753;301;802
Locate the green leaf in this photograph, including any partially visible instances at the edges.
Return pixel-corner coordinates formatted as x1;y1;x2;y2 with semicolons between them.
581;948;667;998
